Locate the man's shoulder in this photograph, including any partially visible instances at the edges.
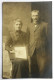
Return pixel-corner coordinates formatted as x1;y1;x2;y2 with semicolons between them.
27;23;33;30
41;21;48;26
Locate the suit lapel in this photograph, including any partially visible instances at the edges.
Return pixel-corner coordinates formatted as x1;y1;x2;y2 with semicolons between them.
31;23;40;33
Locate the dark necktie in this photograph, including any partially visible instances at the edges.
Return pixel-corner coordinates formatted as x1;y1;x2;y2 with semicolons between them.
34;24;38;32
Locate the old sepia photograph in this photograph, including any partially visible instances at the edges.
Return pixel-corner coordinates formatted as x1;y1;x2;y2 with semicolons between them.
2;2;52;78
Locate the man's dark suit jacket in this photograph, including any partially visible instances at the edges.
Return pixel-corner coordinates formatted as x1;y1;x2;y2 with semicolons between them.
27;21;49;77
27;21;48;57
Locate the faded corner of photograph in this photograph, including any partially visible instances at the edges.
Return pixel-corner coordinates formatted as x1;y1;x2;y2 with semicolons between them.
2;2;52;79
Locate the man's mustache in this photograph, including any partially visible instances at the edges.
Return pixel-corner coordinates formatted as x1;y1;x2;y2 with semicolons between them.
34;19;38;21
34;19;38;20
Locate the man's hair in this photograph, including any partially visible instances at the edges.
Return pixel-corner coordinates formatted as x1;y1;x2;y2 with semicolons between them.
31;10;39;14
13;18;23;25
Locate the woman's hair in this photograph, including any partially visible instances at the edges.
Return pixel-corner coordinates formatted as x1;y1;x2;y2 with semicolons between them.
13;18;23;25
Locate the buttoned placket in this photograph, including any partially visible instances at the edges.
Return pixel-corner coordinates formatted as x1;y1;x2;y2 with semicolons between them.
34;24;38;48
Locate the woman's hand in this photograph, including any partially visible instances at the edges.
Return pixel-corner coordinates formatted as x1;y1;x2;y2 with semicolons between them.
10;50;15;53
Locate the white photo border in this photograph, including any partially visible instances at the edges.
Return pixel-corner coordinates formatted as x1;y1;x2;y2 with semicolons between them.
0;0;53;80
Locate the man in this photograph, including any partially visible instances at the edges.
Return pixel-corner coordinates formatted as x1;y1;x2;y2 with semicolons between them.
5;19;29;78
27;10;48;77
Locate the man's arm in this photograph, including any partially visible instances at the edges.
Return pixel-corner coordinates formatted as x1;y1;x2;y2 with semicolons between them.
26;27;30;44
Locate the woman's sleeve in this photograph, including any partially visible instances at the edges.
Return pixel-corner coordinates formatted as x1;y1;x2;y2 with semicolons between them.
5;36;13;52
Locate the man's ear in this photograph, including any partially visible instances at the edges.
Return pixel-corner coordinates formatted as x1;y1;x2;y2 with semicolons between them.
31;18;33;23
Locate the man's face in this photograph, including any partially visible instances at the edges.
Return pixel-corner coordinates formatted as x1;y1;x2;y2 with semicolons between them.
14;21;22;31
31;11;39;24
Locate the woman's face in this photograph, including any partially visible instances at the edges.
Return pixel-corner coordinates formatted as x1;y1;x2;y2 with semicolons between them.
14;21;22;31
